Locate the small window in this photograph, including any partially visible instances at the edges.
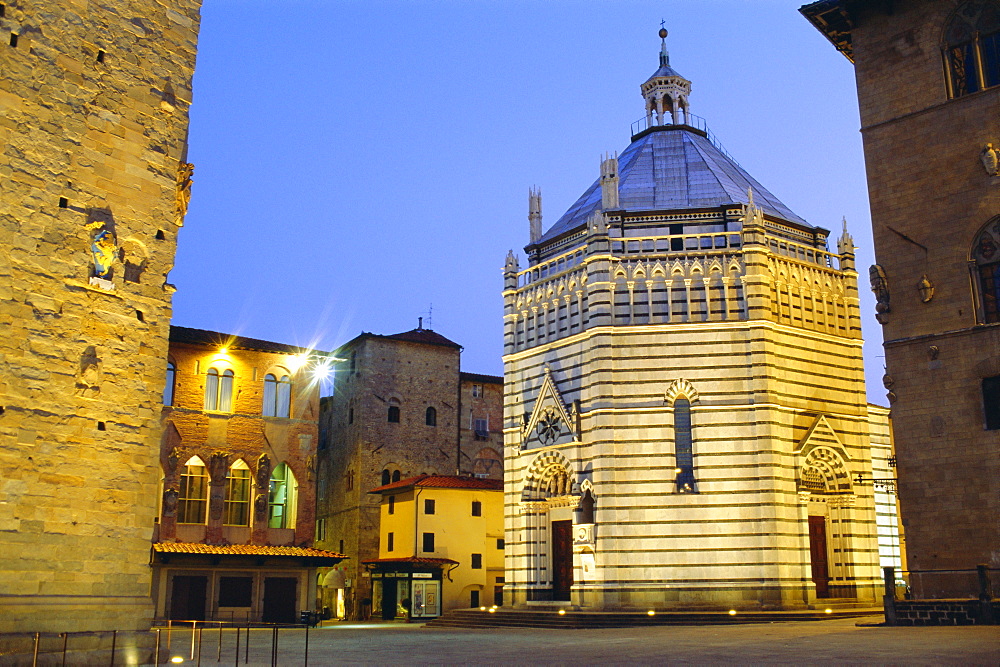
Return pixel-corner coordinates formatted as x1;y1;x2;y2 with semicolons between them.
177;456;209;524
381;469;391;486
349;351;357;373
422;532;434;553
263;373;291;418
472;384;483;398
268;463;297;529
984;376;1000;430
496;538;505;549
218;577;253;608
424;498;435;515
387;405;400;423
474;418;489;440
471;500;482;517
316;518;327;541
392;470;401;483
471;553;482;569
425;406;437;426
470;590;480;607
387;532;394;552
163;361;176;406
204;368;234;412
388;495;395;514
223;460;251;526
348;406;354;424
973;218;1000;323
673;397;696;493
345;470;354;491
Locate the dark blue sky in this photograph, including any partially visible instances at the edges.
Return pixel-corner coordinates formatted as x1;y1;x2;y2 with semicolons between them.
172;1;884;403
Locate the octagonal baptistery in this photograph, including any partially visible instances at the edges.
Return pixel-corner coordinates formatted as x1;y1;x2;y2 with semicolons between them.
501;30;883;610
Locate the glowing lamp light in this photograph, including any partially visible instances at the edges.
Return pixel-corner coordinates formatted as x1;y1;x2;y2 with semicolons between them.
313;360;333;381
558;609;566;615
288;353;309;372
217;347;228;355
479;606;486;611
488;608;496;614
647;610;655;616
170;657;185;664
825;608;832;614
728;609;737;616
674;468;683;475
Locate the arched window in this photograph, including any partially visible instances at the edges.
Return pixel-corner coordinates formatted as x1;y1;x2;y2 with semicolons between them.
163;361;176;406
178;456;209;523
392;470;401;483
224;460;251;526
576;489;596;524
263;373;292;417
387;404;400;423
381;469;391;486
204;368;234;412
944;2;1000;98
973;218;1000;323
425;406;437;426
673;397;696;493
268;463;297;529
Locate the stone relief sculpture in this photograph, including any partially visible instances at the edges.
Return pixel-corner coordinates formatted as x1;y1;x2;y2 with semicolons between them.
162;487;178;516
917;274;935;303
175;162;194;225
256;452;271;489
981;143;999;176
869;264;890;324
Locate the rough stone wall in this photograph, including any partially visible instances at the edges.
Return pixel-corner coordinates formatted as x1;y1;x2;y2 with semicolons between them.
0;1;201;633
316;333;463;617
849;0;1000;572
159;340;319;548
459;374;504;479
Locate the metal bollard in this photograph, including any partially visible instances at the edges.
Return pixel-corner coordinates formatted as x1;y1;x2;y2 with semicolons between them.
304;624;309;667
234;626;241;666
110;630;117;667
61;632;68;667
32;632;39;667
154;629;161;667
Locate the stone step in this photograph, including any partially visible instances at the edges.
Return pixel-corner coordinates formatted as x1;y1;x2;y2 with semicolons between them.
424;607;881;629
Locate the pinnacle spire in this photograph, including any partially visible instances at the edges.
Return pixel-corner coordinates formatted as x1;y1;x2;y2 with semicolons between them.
659;23;669;67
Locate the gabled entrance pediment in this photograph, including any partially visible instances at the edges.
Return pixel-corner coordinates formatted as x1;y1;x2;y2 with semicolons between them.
521;367;577;449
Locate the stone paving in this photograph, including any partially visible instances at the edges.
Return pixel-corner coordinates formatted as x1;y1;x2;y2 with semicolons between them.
159;616;1000;665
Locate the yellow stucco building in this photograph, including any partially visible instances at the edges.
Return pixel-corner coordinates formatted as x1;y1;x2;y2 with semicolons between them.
364;475;504;620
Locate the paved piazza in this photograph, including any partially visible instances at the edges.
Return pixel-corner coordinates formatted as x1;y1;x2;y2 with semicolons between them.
161;616;1000;665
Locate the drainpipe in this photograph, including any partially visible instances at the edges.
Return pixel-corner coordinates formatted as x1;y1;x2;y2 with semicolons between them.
456;370;462;475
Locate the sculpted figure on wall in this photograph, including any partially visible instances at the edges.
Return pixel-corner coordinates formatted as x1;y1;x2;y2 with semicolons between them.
175;162;194;225
869;264;890;324
981;143;999;176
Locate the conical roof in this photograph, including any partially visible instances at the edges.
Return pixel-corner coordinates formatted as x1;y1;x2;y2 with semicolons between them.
534;127;808;246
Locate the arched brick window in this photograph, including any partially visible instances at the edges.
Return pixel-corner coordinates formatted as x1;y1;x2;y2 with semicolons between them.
972;217;1000;323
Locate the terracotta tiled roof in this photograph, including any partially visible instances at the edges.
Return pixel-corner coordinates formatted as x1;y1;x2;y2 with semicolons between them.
169;325;330;357
153;542;346;559
362;557;459;566
369;474;503;494
384;328;462;349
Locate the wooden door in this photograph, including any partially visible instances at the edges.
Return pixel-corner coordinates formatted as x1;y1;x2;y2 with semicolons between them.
551;520;573;601
262;577;298;624
808;515;830;598
169;575;207;621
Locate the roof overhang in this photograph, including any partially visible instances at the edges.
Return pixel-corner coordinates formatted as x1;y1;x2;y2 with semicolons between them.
800;0;855;62
152;542;347;567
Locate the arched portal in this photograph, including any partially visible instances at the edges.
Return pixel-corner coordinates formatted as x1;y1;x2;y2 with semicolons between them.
520;452;578;602
798;446;857;599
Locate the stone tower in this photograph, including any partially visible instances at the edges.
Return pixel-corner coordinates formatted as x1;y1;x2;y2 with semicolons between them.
502;30;884;609
802;0;1000;583
0;0;202;639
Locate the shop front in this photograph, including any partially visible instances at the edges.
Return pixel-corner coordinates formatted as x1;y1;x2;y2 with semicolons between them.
363;557;457;620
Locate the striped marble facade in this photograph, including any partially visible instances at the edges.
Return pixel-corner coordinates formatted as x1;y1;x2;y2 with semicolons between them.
502;201;885;610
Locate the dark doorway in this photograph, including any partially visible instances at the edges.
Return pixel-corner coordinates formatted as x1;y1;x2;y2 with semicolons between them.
170;575;207;621
380;580;397;620
551;520;573;601
262;577;298;624
808;515;830;598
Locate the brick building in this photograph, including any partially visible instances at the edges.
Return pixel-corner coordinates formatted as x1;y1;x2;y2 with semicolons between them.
802;0;1000;585
315;326;502;619
152;326;343;623
0;0;202;642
